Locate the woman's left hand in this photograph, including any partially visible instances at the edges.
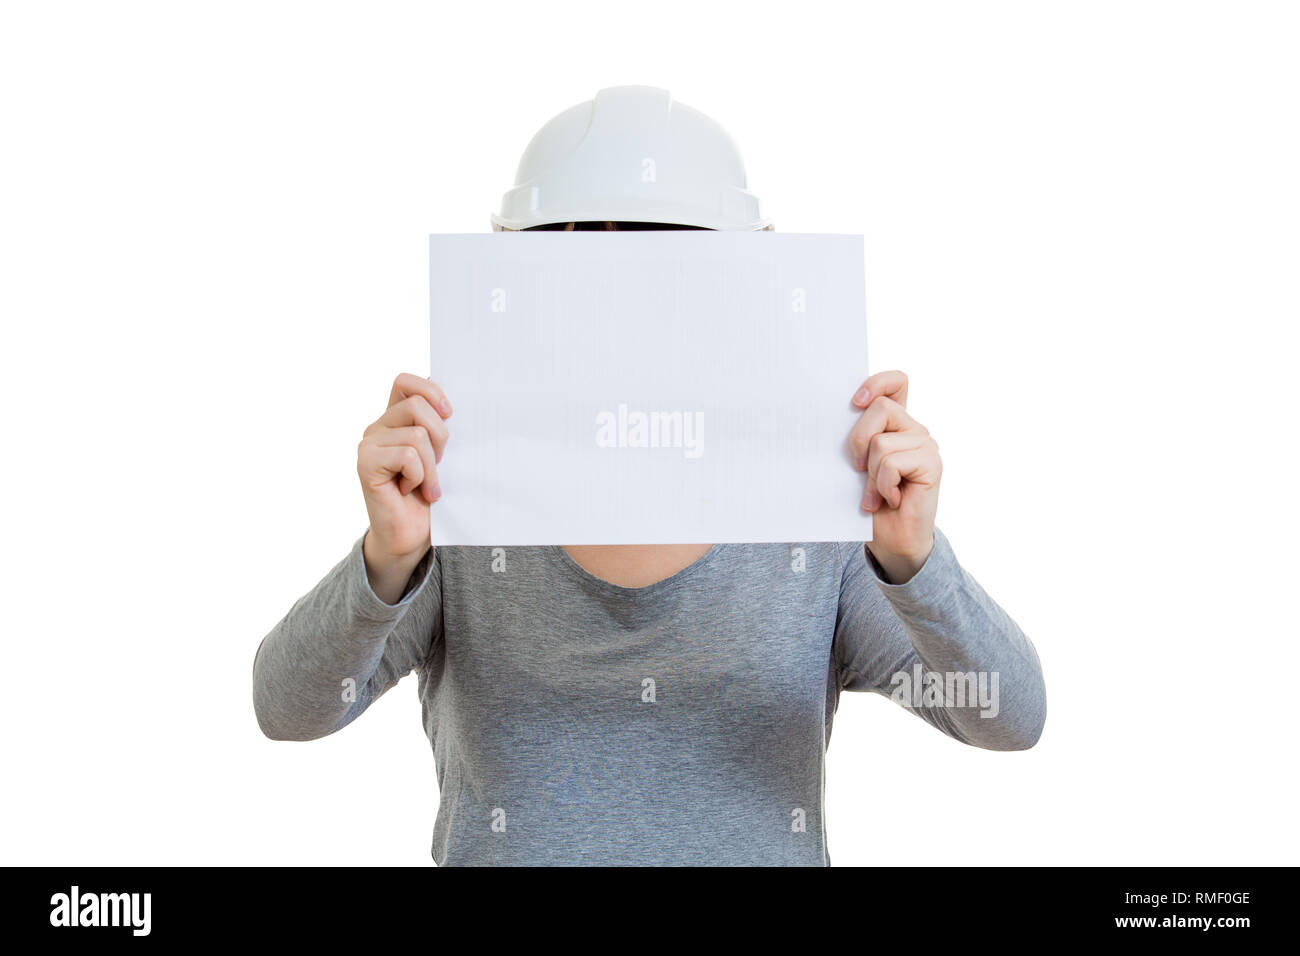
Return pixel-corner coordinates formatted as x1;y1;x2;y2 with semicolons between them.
847;370;942;584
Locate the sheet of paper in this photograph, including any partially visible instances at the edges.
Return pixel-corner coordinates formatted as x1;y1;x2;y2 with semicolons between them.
428;231;871;545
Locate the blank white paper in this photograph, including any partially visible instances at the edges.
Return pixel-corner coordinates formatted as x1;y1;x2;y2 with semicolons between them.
428;231;871;545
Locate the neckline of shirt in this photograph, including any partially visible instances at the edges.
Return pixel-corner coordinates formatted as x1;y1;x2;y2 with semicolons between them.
543;543;729;603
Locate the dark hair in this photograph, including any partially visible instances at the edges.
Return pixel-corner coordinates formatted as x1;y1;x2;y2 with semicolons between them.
523;221;711;231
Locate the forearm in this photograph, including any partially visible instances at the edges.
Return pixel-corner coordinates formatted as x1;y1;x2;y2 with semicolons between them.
252;533;428;741
867;531;1046;750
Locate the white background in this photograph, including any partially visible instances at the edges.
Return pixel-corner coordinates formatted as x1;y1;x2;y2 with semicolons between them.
1;1;1296;865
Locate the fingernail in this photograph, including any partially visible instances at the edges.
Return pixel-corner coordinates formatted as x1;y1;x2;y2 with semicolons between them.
429;484;442;501
439;399;453;416
854;386;869;405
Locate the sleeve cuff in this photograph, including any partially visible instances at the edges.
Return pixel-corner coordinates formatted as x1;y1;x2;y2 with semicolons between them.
348;532;436;620
865;526;961;613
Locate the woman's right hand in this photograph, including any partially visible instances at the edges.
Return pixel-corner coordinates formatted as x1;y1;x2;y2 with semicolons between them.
357;373;452;601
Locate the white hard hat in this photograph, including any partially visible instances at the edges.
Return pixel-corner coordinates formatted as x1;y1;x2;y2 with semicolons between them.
492;86;769;232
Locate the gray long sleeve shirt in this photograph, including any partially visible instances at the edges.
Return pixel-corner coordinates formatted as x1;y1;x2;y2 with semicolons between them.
252;529;1046;865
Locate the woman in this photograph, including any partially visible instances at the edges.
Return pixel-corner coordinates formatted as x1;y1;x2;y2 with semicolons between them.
252;86;1046;866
